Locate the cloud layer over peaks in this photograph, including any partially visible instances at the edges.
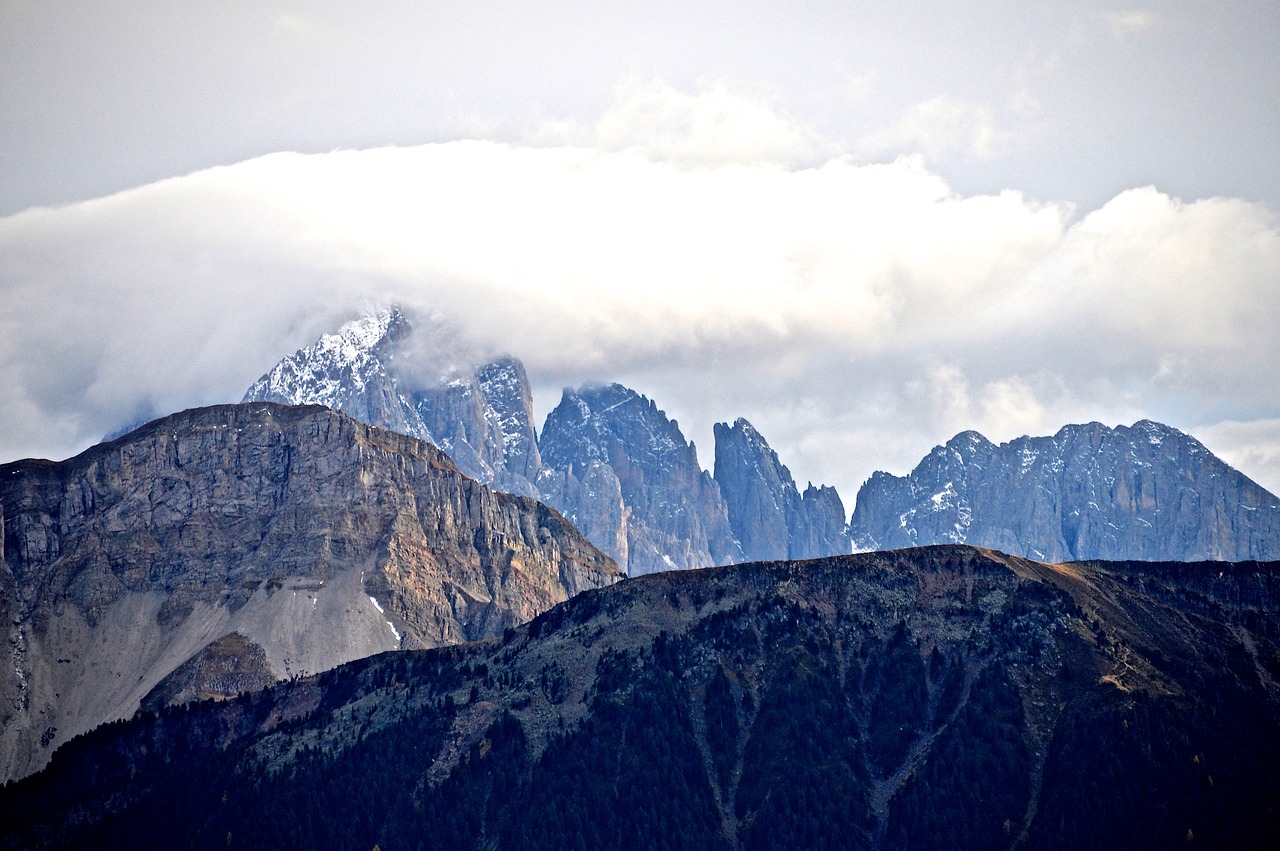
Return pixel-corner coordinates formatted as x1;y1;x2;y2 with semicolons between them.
2;85;1278;499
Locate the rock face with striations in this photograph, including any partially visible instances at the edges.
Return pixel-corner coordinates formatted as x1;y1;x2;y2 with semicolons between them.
243;308;543;497
713;417;851;562
538;383;743;575
408;356;544;498
0;402;619;781
850;419;1280;561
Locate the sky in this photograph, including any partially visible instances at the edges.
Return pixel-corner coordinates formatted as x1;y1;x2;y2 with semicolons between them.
2;0;1279;504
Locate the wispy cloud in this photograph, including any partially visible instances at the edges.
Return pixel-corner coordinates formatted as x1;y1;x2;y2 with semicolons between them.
858;95;1011;164
1098;9;1157;39
536;78;827;167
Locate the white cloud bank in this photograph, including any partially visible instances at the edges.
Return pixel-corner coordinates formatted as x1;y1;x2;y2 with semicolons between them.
2;84;1278;502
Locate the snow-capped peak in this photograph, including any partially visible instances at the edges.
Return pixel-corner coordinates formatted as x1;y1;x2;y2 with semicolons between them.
242;307;403;407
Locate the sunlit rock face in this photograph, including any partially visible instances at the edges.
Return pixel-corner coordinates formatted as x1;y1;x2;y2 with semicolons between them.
0;402;619;781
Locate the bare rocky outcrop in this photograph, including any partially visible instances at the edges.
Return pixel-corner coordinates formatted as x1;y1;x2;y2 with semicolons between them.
713;417;851;561
0;402;620;781
850;420;1280;562
537;383;743;575
138;631;277;713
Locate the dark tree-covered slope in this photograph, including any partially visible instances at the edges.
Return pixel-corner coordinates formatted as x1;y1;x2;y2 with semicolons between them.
3;546;1277;850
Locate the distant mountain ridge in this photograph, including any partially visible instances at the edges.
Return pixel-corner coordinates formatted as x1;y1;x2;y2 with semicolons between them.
537;382;743;574
240;306;1280;570
714;417;851;562
850;419;1280;562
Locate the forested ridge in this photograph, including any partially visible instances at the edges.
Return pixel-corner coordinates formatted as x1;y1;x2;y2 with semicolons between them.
3;546;1278;849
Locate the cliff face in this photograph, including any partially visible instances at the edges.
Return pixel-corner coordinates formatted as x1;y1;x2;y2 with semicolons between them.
0;402;619;781
408;356;543;498
6;546;1278;850
538;383;742;575
850;420;1280;562
713;417;850;561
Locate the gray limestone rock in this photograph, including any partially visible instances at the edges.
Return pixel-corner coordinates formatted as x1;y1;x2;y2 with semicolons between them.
243;308;431;442
538;383;742;575
244;308;543;497
850;420;1280;561
713;418;850;562
408;355;542;498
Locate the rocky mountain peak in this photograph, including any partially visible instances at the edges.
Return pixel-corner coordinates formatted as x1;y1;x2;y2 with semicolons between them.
243;306;542;497
474;356;542;483
246;307;408;403
729;415;765;445
945;429;996;456
537;383;740;575
540;383;694;473
243;307;430;442
1132;417;1174;438
713;417;850;562
851;419;1280;561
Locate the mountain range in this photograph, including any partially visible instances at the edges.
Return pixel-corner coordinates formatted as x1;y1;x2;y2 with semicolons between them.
244;306;1280;569
4;303;1280;845
4;545;1277;849
850;420;1280;562
243;308;853;574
